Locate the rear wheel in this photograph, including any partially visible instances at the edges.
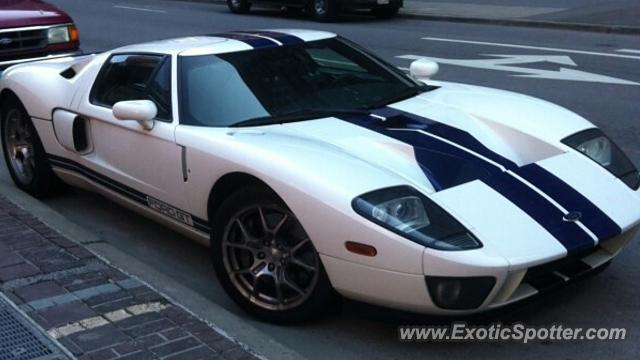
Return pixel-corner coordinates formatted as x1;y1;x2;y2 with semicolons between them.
227;0;251;14
283;6;304;16
1;95;63;198
310;0;338;22
211;187;336;323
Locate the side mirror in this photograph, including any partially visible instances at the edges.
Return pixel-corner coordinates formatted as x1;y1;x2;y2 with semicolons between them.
409;58;439;81
112;100;157;130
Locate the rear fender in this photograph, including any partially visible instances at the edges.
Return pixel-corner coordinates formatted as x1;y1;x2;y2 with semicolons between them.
0;54;100;120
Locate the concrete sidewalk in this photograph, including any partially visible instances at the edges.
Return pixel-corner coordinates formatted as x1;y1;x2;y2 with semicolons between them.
0;195;260;360
401;0;640;33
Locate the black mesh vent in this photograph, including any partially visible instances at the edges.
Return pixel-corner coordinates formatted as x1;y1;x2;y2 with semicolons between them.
0;296;68;360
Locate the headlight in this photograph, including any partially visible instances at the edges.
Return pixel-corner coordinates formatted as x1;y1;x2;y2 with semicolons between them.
563;129;639;190
576;136;612;166
47;25;79;44
352;186;481;250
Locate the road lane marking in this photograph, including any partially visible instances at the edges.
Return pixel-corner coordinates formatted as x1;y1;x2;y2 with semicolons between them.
397;54;640;85
421;37;640;61
114;5;166;13
617;49;640;54
48;302;169;339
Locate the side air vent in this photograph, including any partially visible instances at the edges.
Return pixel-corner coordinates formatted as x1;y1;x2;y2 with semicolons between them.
53;110;93;154
72;116;90;152
60;67;77;79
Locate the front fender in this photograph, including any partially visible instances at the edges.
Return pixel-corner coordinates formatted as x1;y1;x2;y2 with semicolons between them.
176;126;427;275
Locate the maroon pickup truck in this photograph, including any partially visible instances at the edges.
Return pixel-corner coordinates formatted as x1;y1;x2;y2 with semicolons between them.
0;0;80;70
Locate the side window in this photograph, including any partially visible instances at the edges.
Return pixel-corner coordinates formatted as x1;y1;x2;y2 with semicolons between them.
90;54;173;121
147;58;172;121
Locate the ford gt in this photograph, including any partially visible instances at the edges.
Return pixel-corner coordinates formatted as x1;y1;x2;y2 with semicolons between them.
1;30;639;323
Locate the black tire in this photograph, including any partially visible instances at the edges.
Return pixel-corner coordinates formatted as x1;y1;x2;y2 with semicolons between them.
211;186;337;323
372;6;399;19
227;0;251;14
283;6;304;16
309;0;338;22
1;94;64;198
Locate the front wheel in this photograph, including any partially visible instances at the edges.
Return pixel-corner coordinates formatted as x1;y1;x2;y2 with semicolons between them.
227;0;251;14
1;95;63;198
310;0;338;22
211;187;336;323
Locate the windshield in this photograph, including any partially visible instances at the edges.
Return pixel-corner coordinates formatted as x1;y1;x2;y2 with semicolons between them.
178;38;424;127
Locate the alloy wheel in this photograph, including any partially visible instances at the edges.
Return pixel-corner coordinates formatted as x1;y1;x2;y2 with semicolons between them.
314;0;327;16
222;205;320;311
3;108;35;185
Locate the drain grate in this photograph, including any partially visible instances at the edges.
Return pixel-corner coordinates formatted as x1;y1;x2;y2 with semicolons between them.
0;295;69;360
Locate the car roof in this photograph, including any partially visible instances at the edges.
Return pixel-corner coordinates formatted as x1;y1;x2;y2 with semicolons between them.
112;29;337;56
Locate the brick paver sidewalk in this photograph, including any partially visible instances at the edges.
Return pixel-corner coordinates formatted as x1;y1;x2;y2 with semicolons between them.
0;195;259;360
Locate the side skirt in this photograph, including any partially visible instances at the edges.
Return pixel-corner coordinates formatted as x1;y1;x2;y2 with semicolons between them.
49;162;211;247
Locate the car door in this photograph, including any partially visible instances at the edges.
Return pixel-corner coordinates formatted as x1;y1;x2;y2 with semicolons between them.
75;53;189;213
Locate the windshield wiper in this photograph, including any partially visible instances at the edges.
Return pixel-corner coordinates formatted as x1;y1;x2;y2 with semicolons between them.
367;85;434;110
230;108;371;127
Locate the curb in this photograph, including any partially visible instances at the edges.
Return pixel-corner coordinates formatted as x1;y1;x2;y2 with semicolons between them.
0;179;305;360
398;13;640;35
166;0;640;35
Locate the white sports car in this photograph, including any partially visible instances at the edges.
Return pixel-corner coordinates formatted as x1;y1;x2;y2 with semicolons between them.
1;30;639;323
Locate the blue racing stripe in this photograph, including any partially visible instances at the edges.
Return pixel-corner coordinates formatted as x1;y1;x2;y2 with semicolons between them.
375;107;621;243
374;107;519;170
514;164;621;241
375;107;622;241
485;172;596;254
212;32;279;48
234;30;305;45
391;129;495;191
339;112;597;254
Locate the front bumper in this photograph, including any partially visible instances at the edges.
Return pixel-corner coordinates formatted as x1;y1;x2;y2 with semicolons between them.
324;224;638;315
485;226;637;311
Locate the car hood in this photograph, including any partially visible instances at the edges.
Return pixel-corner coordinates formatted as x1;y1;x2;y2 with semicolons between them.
0;0;72;29
283;82;594;194
277;82;640;266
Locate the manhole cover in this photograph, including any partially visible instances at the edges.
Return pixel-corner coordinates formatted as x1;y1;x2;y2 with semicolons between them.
0;294;70;360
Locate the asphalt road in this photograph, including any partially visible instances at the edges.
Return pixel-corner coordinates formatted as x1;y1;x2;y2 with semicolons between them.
3;0;640;358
